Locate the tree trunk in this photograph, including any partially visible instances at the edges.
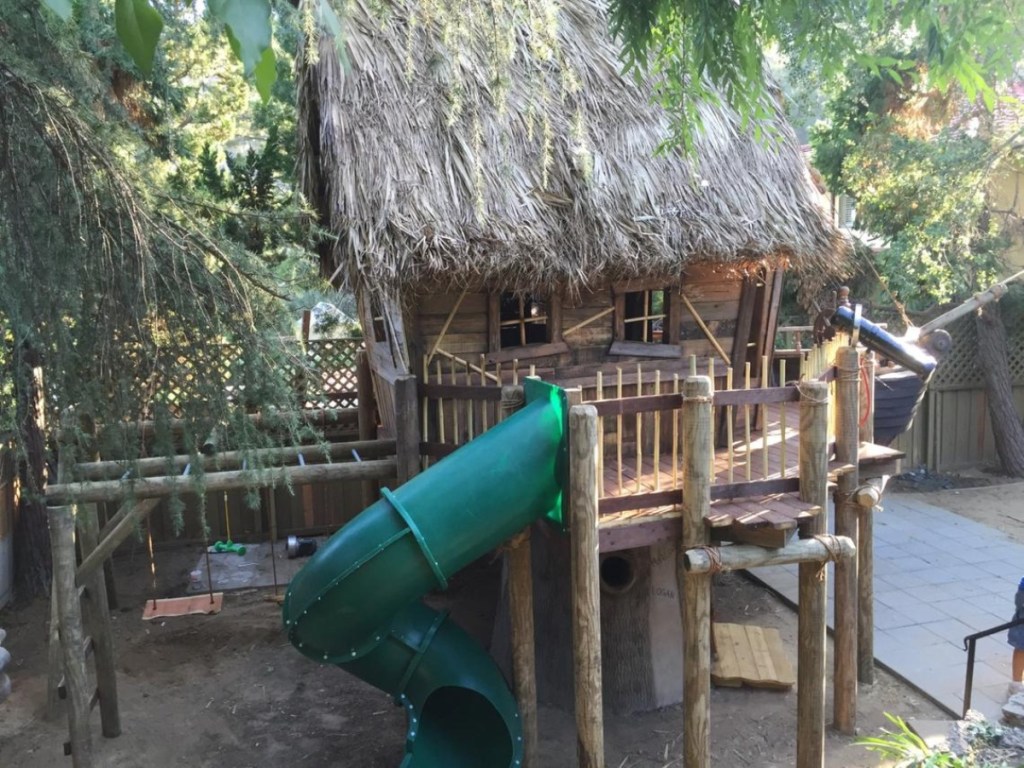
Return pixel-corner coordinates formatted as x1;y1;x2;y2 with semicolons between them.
12;343;51;599
975;304;1024;477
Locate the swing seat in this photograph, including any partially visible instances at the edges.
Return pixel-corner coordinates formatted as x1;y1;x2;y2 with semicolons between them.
142;593;224;620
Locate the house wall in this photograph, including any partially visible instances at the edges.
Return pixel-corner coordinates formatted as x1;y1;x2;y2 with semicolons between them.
404;263;761;383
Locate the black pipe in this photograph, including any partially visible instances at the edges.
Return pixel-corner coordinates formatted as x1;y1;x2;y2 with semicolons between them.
832;306;938;377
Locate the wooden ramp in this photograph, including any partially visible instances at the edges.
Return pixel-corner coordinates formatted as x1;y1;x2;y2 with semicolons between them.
711;623;795;691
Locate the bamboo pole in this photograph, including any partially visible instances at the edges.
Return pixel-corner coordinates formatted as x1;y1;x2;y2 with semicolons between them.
726;367;734;483
569;397;604;768
480;354;490;433
616;368;623;494
833;346;860;733
679;376;712;768
683;535;853;573
501;386;536;768
563;306;614;337
635;364;642;494
744;362;752;481
426;287;467;365
762;354;770;479
49;460;397;505
653;370;661;490
432;347;501;383
672;374;680;489
449;363;460;445
797;379;830;768
596;371;604;491
780;359;788;478
679;290;731;365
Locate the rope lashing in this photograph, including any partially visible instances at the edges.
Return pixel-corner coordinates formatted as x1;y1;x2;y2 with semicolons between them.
811;534;845;581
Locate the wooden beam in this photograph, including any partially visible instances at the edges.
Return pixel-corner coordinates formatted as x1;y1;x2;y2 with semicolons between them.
486;341;570;364
679;289;730;365
47;460;398;505
569;398;604;768
833;346;860;732
563;307;614;338
501;386;537;768
607;340;682;359
683;535;854;573
76;503;121;738
797;380;830;768
73;439;397;481
394;375;421;485
356;349;380;509
730;275;758;374
78;498;161;587
680;376;712;768
426;288;468;366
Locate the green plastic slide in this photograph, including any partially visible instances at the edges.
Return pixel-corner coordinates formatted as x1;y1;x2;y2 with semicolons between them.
283;380;569;767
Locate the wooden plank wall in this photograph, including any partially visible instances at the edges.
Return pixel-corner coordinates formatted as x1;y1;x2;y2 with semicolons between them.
407;264;745;374
893;385;1024;472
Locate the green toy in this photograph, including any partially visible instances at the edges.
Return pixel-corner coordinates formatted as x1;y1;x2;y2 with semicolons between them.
283;379;569;767
211;540;246;555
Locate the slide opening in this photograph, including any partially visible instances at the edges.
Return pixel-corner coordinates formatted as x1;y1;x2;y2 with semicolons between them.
600;553;637;595
411;686;515;767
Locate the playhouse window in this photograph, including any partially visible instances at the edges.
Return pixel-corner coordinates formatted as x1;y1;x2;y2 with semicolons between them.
499;293;549;348
623;289;669;344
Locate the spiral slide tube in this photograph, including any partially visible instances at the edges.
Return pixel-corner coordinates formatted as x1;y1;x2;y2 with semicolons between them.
283;379;568;767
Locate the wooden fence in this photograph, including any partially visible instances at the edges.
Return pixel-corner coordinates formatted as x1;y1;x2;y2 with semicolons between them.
892;317;1024;471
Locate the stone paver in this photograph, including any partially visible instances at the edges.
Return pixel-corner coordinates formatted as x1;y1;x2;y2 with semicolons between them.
754;494;1022;722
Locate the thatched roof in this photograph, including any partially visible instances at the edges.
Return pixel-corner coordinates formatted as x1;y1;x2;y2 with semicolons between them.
299;0;848;295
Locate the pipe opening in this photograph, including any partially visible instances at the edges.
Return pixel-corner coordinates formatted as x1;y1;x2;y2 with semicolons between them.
600;554;636;595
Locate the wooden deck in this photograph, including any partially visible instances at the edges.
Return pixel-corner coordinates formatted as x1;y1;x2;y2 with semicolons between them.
597;404;904;552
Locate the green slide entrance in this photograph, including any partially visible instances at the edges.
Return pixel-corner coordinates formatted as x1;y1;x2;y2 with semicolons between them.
283;380;569;767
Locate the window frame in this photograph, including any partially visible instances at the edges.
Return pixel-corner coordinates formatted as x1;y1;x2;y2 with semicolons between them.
610;280;682;358
486;290;568;362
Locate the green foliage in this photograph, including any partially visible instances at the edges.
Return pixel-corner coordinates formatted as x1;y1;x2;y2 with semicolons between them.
857;713;967;766
114;0;163;75
610;0;1022;147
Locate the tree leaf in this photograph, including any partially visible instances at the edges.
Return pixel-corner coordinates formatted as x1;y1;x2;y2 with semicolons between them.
40;0;73;21
209;0;272;75
114;0;164;76
253;45;276;104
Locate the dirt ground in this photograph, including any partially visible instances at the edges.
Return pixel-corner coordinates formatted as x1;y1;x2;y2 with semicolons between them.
8;478;1022;767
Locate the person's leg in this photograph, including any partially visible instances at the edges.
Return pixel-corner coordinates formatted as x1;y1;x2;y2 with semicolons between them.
1014;648;1024;682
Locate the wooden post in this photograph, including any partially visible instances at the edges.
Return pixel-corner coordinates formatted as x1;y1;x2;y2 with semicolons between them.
858;353;876;687
76;503;120;737
569;398;604;768
797;380;829;768
833;346;860;732
501;385;538;768
50;434;94;766
394;375;421;486
356;350;379;507
679;376;712;768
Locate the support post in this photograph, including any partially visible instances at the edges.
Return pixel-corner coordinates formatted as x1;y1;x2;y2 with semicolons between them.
858;354;876;687
76;502;121;737
797;380;830;768
394;375;421;486
356;349;378;507
679;376;712;768
833;346;860;732
569;397;604;768
501;385;538;768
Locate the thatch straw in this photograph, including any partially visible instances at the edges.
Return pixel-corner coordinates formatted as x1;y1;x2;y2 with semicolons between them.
299;0;848;296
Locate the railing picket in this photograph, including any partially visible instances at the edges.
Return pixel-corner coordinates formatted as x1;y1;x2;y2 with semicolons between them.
635;364;643;494
596;371;605;498
616;367;624;495
744;362;752;482
780;359;788;478
762;355;770;479
726;366;734;484
653;370;661;491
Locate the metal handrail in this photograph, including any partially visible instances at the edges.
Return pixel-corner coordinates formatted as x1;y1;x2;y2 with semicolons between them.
962;617;1024;717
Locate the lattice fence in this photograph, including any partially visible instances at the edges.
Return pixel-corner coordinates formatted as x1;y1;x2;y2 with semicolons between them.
931;317;1024;389
124;338;363;417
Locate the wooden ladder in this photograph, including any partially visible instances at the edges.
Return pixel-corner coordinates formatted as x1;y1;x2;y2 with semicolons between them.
47;447;120;768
